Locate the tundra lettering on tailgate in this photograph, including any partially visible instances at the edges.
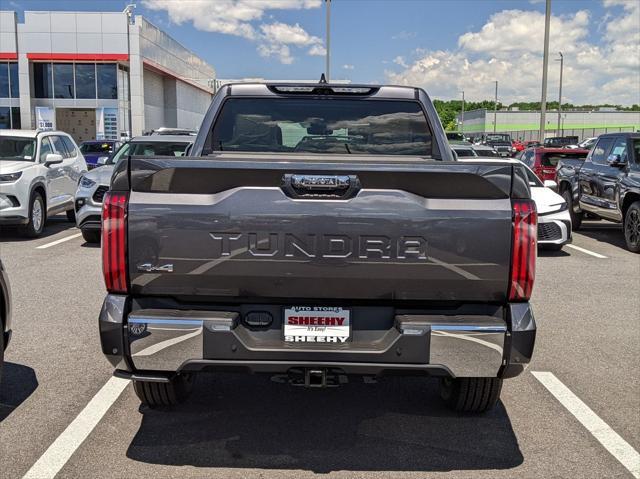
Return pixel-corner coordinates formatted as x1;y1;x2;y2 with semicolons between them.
209;232;427;261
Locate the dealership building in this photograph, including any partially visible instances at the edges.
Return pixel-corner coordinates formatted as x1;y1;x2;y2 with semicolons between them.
0;9;216;142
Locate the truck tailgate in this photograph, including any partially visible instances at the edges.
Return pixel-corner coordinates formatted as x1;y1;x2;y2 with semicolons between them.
126;156;520;302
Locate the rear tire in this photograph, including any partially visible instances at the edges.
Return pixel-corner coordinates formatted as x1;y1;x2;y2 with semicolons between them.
66;208;76;222
20;191;45;238
133;374;194;408
623;201;640;253
81;229;101;244
562;189;582;231
439;377;503;413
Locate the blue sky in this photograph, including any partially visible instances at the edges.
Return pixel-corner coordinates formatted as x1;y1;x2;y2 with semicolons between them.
6;1;640;104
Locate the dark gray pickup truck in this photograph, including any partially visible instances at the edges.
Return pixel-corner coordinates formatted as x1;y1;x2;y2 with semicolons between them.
556;132;640;252
99;83;537;413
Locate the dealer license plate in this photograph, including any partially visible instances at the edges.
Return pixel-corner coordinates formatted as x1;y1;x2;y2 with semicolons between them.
284;306;351;343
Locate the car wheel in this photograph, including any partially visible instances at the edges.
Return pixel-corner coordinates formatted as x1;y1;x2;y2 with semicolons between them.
562;189;582;231
623;201;640;253
439;377;502;413
133;374;194;409
20;191;46;238
66;208;76;222
81;229;101;244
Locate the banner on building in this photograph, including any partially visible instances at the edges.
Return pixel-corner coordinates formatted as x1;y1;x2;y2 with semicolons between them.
35;107;55;130
96;108;118;140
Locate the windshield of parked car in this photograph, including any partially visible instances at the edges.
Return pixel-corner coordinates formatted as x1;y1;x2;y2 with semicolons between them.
107;141;191;165
578;138;596;149
0;137;37;161
485;134;511;142
210;98;433;156
542;151;588;167
80;142;113;154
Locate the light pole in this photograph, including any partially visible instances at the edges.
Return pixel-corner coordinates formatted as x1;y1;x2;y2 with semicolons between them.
325;0;331;81
539;0;551;142
556;51;563;136
493;81;498;133
460;90;465;134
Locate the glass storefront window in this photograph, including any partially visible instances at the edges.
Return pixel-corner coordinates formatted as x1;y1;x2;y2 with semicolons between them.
0;63;8;98
53;63;74;99
75;64;96;99
9;63;18;98
11;107;20;129
34;63;53;98
0;107;20;129
97;64;117;99
33;62;120;100
0;107;9;129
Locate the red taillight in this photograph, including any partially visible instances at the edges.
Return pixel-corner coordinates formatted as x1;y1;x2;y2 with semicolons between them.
102;191;129;294
509;199;537;301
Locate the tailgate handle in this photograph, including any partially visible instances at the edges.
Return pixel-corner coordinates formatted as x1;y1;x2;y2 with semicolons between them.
282;174;361;199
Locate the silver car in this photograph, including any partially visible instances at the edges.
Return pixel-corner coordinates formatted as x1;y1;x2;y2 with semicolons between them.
75;135;193;243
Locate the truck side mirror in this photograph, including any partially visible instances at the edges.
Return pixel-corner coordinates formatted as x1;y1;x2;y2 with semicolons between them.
607;154;626;167
543;180;558;190
97;156;109;166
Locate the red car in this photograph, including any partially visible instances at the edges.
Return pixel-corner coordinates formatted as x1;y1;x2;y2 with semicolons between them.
512;140;525;152
517;147;590;182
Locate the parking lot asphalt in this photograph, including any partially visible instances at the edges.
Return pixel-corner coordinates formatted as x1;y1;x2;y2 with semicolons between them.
1;217;638;479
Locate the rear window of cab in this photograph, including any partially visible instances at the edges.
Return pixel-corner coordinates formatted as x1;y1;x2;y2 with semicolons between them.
209;98;433;156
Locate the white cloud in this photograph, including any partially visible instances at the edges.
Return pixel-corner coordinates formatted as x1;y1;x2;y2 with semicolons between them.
342;64;354;70
603;0;640;44
393;56;408;68
387;5;640;105
142;0;323;63
458;9;590;54
308;44;326;56
257;43;293;64
260;22;321;46
258;21;324;62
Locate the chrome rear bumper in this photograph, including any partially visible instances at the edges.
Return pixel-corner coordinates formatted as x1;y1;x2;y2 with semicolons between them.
99;295;535;379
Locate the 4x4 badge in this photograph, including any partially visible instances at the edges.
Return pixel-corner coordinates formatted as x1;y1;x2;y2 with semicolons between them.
137;263;174;273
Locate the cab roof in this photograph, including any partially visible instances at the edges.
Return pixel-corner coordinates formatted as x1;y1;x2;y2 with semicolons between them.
129;135;194;143
223;82;419;99
0;129;70;138
596;132;640;139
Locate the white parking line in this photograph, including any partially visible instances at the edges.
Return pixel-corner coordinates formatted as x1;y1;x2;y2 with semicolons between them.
566;244;608;259
22;377;129;479
532;371;640;479
36;233;82;249
21;336;198;479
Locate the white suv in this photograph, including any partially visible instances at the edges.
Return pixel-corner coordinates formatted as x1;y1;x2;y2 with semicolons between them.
0;130;87;237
